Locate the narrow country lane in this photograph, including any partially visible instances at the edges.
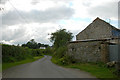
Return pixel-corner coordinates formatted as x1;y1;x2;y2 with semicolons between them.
3;56;96;78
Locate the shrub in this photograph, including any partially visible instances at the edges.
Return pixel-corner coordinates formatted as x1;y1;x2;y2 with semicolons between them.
32;49;43;56
45;47;54;55
2;44;43;63
52;46;77;65
53;46;67;58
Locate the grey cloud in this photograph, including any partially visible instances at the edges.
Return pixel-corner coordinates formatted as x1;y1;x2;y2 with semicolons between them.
2;6;74;26
31;0;72;5
88;1;118;19
30;26;57;45
31;0;39;5
0;0;7;4
2;27;27;41
1;24;57;45
1;26;33;45
11;34;32;45
51;0;72;3
82;1;92;7
2;11;25;26
13;27;53;45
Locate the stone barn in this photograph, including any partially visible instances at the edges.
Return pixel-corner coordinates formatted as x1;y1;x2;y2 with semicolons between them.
67;17;120;63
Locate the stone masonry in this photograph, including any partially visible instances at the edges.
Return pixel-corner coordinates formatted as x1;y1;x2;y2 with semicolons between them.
76;17;120;41
67;41;102;62
67;17;120;63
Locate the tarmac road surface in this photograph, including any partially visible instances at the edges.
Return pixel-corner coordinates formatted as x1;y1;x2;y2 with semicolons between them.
3;55;96;78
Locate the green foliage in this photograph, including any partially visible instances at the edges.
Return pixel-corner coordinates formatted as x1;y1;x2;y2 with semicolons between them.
61;54;76;65
51;57;64;65
53;46;67;58
3;56;44;70
50;29;73;48
49;29;74;65
22;39;49;49
51;45;76;65
44;47;53;55
22;39;39;49
0;64;1;72
2;44;44;63
51;57;118;79
31;49;43;56
66;63;118;79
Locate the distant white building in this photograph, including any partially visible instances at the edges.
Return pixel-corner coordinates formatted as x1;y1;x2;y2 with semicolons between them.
39;47;46;49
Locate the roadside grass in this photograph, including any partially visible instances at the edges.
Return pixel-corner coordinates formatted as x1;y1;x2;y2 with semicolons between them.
0;64;2;72
51;57;119;79
44;53;53;56
65;64;117;78
2;56;44;71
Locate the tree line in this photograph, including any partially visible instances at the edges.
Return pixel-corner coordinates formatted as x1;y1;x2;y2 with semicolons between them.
21;39;49;49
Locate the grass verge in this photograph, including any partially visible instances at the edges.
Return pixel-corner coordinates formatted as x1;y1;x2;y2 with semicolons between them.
2;56;44;71
51;57;120;79
0;64;1;72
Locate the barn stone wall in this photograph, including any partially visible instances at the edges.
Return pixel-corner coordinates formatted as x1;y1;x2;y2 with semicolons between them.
67;41;104;62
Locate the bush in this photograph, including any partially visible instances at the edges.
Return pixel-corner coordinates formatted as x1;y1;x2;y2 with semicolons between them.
45;47;53;55
52;46;77;65
58;54;76;65
53;46;67;58
2;44;44;63
32;49;43;56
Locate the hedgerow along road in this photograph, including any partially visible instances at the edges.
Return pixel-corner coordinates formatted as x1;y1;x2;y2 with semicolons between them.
3;55;96;78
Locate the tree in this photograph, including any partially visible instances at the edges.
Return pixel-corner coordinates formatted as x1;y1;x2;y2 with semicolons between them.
38;43;41;48
41;44;45;47
21;44;26;47
21;39;50;49
44;44;49;48
50;29;73;48
22;39;39;49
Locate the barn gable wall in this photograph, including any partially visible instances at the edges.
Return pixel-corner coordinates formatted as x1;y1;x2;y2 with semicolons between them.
76;18;113;40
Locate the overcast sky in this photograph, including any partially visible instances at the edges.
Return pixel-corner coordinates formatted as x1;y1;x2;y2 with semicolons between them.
0;0;119;46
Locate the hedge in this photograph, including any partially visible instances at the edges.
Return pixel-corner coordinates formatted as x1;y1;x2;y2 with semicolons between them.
2;44;44;63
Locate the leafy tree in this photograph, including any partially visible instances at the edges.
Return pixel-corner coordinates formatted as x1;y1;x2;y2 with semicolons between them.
38;43;41;48
22;39;39;49
50;29;73;48
44;44;49;48
21;39;50;49
21;44;26;47
41;44;45;47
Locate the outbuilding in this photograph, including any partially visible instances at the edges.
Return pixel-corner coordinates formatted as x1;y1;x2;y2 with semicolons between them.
67;17;120;63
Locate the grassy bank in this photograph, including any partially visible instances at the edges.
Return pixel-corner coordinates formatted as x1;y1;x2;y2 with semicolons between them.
0;64;1;72
3;56;44;71
51;57;119;79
